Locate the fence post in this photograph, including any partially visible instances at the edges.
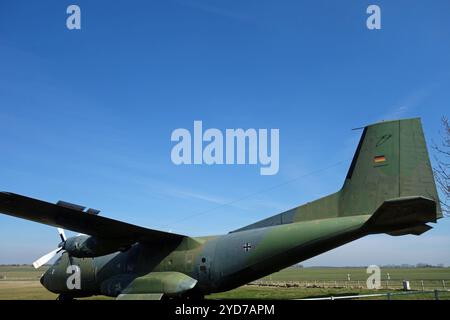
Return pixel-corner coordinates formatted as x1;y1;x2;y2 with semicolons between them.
387;292;392;300
434;290;439;300
421;280;425;291
442;280;446;290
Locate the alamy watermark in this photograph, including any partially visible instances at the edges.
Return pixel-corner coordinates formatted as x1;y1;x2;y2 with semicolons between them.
171;121;279;175
65;4;380;31
66;265;81;290
366;265;381;289
367;5;381;30
66;5;81;30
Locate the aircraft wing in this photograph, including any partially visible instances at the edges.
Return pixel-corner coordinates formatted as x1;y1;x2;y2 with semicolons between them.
0;192;186;244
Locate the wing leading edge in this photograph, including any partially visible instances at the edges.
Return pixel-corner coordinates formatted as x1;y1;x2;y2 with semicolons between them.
0;192;186;245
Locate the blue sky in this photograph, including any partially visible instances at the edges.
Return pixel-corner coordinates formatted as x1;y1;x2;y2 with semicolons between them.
0;0;449;266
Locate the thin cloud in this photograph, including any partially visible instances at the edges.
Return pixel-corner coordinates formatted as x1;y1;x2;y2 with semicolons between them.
168;189;230;205
380;85;436;122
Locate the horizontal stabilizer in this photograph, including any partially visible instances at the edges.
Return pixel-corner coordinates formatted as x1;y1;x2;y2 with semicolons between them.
387;224;432;236
365;196;437;235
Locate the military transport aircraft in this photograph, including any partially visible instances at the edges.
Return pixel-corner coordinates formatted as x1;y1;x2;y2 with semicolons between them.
0;118;442;300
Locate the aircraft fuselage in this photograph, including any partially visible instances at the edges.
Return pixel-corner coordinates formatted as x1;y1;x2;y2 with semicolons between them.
41;214;370;298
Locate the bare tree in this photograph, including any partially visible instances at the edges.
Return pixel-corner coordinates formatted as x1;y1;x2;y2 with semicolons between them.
433;117;450;217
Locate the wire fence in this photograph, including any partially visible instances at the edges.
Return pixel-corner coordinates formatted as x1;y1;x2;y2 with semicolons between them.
297;290;450;300
249;279;449;291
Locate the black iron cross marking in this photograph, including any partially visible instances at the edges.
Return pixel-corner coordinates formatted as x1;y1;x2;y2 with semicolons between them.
243;242;252;252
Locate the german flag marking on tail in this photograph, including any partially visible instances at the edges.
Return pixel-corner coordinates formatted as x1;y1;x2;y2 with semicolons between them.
374;155;386;163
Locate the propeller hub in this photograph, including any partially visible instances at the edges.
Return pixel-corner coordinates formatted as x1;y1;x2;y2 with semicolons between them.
32;228;67;269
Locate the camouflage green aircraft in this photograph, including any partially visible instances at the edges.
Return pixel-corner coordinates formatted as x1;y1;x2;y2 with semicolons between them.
0;118;442;300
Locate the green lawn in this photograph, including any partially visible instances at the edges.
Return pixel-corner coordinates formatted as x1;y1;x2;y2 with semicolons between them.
1;265;449;300
0;266;48;280
207;285;450;300
261;267;450;282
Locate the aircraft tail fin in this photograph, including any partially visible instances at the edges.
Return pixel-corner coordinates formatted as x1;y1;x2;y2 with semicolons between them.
340;118;441;234
232;118;441;235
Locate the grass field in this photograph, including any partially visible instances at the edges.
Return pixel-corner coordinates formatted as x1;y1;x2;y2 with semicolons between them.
260;267;450;282
1;265;449;300
255;267;450;291
208;286;450;300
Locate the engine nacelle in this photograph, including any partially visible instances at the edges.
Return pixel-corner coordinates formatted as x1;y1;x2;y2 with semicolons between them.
62;235;132;258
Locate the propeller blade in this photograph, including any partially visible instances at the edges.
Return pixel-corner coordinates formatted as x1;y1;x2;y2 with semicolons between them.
57;228;67;242
32;248;61;269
